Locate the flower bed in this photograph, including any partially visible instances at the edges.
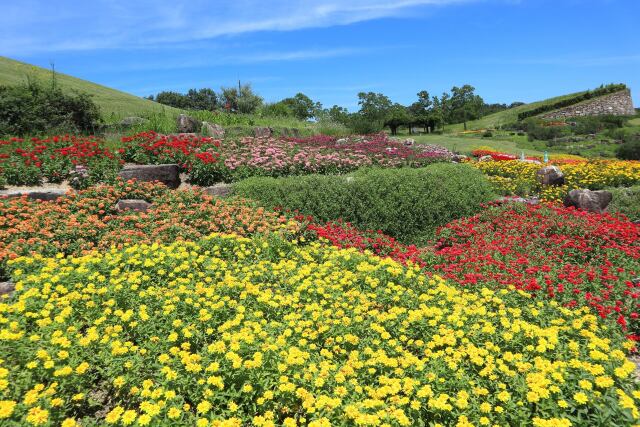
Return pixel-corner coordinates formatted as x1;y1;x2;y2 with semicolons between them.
431;203;640;338
0;180;297;278
0;132;452;187
473;160;640;201
2;233;640;426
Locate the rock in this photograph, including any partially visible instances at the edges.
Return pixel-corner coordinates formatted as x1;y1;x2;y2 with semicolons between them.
0;281;14;297
120;116;148;127
115;199;152;212
176;114;201;134
403;138;415;146
632;277;640;286
536;166;565;186
563;189;613;213
495;196;540;206
202;122;225;138
451;154;469;163
118;164;181;189
336;138;349;145
253;127;272;138
203;183;233;198
478;155;493;162
0;189;67;201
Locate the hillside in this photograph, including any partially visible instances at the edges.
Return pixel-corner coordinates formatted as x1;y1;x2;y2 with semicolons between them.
0;56;180;120
447;90;590;131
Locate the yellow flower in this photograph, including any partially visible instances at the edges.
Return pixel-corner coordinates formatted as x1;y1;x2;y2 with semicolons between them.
26;407;49;426
197;400;212;414
574;392;588;405
168;407;182;419
121;410;137;425
61;419;78;427
0;400;16;419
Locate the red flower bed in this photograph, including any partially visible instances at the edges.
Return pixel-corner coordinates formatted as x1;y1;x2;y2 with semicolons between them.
432;203;640;337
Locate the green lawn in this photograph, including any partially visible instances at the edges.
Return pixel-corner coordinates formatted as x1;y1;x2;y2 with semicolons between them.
410;134;546;157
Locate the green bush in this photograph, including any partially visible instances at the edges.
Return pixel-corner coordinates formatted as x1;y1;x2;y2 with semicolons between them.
234;163;496;244
617;136;640;160
608;186;640;221
0;80;101;136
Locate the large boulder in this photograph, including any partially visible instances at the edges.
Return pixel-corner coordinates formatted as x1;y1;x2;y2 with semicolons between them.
0;189;67;201
202;122;225;138
536;166;565;186
115;199;152;212
203;183;233;198
118;164;181;189
176;114;201;134
254;127;272;138
563;189;612;213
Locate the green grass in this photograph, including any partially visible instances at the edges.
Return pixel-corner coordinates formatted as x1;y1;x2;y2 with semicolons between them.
446;91;592;131
407;134;546;157
0;56;181;119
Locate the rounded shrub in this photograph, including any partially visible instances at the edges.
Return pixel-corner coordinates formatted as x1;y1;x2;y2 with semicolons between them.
234;163;496;244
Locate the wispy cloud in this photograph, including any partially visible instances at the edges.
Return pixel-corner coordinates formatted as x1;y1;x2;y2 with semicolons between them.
485;54;640;67
0;0;473;55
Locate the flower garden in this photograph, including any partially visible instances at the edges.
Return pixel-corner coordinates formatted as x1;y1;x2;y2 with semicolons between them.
1;132;640;426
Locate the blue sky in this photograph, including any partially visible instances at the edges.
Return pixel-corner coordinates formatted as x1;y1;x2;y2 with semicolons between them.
2;0;638;110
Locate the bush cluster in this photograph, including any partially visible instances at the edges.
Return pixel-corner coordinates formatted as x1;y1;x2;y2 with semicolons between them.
608;185;640;220
234;163;496;244
0;81;101;136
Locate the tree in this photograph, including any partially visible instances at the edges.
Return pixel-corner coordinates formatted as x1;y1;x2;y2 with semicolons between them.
220;83;263;114
155;91;190;109
431;93;450;132
357;92;392;122
408;90;432;132
261;102;293;118
450;85;483;130
186;88;217;111
384;103;411;135
325;105;350;126
280;93;321;120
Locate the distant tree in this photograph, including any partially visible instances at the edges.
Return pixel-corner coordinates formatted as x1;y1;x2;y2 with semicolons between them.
221;83;263;114
481;103;508;116
408;90;432;132
450;85;483;130
326;105;351;125
145;95;154;101
155;91;190;109
509;101;526;108
384;103;411;135
431;93;451;131
357;92;391;122
280;93;322;120
186;88;217;111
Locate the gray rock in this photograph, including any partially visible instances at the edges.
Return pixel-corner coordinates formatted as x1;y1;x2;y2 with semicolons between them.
0;281;14;297
336;138;349;145
403;138;415;146
632;277;640;286
451;154;469;163
120;116;148;127
203;183;233;198
176;114;201;134
478;155;493;162
118;164;181;189
536;166;565;186
115;199;152;212
253;127;272;138
202;122;225;138
563;189;612;213
0;189;67;201
495;196;540;206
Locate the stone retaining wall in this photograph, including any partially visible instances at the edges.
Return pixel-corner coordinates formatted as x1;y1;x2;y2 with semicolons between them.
541;89;635;119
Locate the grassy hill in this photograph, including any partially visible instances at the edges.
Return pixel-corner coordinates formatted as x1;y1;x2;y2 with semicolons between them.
0;56;180;120
447;90;591;132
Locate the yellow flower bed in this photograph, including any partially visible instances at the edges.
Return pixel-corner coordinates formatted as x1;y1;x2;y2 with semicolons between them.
474;160;640;202
1;234;639;426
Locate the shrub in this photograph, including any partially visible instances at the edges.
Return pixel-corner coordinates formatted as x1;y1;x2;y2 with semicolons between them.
234;163;496;244
617;136;640;160
608;186;640;221
0;81;101;136
3;233;640;426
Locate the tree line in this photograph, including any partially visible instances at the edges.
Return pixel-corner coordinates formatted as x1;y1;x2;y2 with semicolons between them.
148;84;524;133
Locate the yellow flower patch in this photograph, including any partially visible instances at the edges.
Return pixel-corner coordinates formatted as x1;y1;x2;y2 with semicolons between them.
1;234;639;425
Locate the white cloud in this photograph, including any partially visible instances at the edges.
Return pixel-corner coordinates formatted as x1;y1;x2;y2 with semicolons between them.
0;0;472;55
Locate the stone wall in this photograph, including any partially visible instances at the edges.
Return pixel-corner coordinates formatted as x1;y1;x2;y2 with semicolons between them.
541;89;635;119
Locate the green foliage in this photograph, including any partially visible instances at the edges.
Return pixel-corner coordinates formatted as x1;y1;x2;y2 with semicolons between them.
517;84;628;121
608;186;640;221
259;102;294;118
616;136;640;160
279;92;321;120
0;80;101;136
220;83;263;114
525;120;570;142
234;163;496;244
152;88;217;110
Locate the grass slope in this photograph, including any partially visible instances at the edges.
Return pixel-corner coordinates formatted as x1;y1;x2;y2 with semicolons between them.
0;56;180;119
448;90;590;131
